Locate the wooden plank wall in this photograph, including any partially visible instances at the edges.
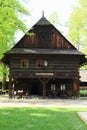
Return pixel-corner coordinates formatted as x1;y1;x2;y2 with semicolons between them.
10;54;79;79
15;26;73;49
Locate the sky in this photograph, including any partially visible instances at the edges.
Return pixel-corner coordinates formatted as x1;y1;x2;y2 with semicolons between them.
17;0;77;40
22;0;77;26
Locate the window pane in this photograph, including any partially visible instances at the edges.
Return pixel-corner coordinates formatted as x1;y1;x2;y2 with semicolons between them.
61;84;65;90
21;60;29;68
37;60;44;68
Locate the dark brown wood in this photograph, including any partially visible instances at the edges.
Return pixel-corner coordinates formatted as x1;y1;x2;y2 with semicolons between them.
72;79;80;98
8;76;13;98
14;23;74;49
39;78;50;98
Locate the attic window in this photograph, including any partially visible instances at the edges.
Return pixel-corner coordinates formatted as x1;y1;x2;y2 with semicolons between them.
39;32;48;40
20;60;29;68
51;32;54;34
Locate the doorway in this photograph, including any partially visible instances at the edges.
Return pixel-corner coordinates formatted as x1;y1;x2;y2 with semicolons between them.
30;79;42;96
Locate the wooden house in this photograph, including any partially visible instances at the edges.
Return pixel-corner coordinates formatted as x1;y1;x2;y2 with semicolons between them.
2;15;87;98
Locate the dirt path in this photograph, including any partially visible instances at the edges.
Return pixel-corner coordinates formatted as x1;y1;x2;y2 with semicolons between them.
0;95;87;108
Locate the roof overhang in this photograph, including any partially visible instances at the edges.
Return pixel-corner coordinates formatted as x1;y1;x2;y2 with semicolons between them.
4;48;85;55
2;48;87;66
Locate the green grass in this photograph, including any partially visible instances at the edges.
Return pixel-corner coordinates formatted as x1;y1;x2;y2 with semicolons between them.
80;90;87;95
0;107;87;130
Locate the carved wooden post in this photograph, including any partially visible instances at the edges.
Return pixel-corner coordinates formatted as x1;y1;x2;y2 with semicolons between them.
39;78;50;99
8;76;13;98
73;79;80;98
76;79;80;97
42;79;46;98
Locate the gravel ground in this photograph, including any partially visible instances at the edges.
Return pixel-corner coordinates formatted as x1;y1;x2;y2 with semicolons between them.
0;95;87;108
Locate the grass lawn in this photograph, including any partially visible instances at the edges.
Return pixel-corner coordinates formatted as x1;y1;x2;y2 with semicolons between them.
80;90;87;95
0;107;87;130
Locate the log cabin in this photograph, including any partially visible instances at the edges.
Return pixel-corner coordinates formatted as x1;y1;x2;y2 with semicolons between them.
2;14;87;98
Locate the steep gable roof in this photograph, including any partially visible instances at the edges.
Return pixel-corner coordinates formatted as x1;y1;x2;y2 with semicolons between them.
35;15;51;25
13;15;76;49
2;15;87;66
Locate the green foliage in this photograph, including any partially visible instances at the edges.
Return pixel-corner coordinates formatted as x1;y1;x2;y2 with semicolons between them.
49;12;59;27
68;0;87;56
0;107;87;130
0;0;29;58
0;0;29;84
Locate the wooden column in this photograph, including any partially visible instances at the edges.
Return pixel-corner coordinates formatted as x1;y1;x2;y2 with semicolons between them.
39;78;50;98
73;79;80;98
42;80;46;98
8;76;13;98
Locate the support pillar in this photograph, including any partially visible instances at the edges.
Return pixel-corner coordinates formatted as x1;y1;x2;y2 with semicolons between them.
39;78;50;98
8;76;13;98
42;80;46;98
73;79;80;98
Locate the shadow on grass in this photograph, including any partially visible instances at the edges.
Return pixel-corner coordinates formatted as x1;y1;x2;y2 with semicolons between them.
0;107;87;130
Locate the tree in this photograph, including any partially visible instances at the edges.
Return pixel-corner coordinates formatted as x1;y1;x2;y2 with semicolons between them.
0;0;29;90
0;0;29;58
68;0;87;55
49;12;59;27
48;12;63;31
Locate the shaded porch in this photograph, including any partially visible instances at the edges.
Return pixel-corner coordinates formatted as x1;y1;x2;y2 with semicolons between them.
8;78;79;99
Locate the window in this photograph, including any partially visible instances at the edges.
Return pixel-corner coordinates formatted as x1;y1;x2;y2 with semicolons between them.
51;84;56;91
20;60;29;68
61;84;65;91
37;60;44;68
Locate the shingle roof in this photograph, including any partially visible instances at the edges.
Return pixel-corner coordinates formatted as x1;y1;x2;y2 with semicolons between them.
6;48;84;55
2;15;87;66
35;16;51;25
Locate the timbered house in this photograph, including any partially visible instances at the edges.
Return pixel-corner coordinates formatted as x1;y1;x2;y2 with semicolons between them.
2;15;87;98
